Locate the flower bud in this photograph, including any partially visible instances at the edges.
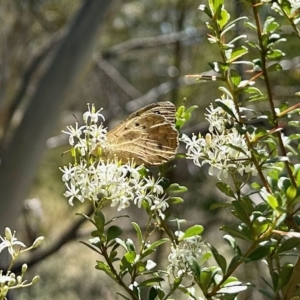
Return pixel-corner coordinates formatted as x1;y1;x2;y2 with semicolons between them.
32;236;44;248
22;264;28;274
8;277;16;287
32;276;40;284
4;227;12;241
1;285;8;297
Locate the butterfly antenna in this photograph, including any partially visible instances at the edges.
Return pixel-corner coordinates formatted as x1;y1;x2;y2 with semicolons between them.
72;114;79;123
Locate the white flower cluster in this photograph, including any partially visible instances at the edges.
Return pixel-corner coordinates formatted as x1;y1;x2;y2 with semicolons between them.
167;232;203;279
181;99;258;179
0;228;42;296
60;104;169;219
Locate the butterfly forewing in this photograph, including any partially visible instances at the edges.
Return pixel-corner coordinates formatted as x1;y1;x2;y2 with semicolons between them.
127;101;176;124
93;101;179;166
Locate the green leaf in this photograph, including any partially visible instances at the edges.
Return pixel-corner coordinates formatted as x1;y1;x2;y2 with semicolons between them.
227;254;241;273
289;121;300;127
96;261;116;279
120;257;132;275
263;17;279;33
185;104;198;114
94;211;105;232
278;237;300;253
252;216;269;236
267;49;284;59
244;21;257;31
216;182;235;197
231;199;253;223
209;244;227;274
278;264;293;289
199;268;212;293
218;7;230;29
169;197;184;204
142;238;169;257
150;285;165;300
268;62;283;72
91;230;105;240
125;239;136;252
286;185;297;202
138;278;164;288
208;61;228;74
116;238;128;251
109;250;119;262
228;47;248;62
258;288;275;299
245;246;270;262
107;226;123;243
278;177;291;191
210;202;232;210
215;99;236;120
132;222;142;249
148;287;158;300
166;183;187;193
218;282;248;294
181;225;204;240
186;256;201;279
219;86;232;99
124;251;136;264
260;190;279;210
247;94;267;102
272;271;279;291
221;225;251;241
223;235;241;254
199;4;213;18
176;104;198;129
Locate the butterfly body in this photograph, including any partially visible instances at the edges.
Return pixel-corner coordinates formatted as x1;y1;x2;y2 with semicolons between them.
92;101;179;166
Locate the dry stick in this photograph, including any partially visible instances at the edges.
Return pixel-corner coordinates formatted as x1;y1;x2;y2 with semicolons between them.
94;57;142;99
126;76;197;112
102;30;205;59
10;206;94;273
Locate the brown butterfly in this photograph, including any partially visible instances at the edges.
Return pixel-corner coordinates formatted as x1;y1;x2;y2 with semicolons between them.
91;101;179;166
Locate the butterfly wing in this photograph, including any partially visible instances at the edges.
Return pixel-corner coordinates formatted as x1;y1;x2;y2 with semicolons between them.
127;101;176;124
105;111;178;165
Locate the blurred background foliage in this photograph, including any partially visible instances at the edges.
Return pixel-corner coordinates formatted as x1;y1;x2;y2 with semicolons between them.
0;0;300;299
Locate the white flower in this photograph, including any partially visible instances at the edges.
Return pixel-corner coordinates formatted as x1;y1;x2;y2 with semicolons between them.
63;182;84;205
62;123;84;146
83;103;105;124
181;99;260;179
0;228;26;257
59;164;76;182
0;274;12;284
167;235;204;279
289;0;300;13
